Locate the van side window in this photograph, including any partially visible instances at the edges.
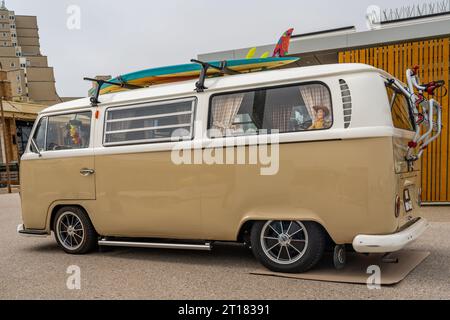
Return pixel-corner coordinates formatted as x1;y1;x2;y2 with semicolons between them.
208;83;332;137
386;86;415;131
46;112;92;151
104;98;196;146
31;117;47;152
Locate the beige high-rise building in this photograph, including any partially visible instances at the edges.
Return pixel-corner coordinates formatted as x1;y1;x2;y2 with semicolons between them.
0;0;60;106
0;1;57;183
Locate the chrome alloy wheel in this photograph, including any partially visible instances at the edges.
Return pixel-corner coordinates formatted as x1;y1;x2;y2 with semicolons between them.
56;212;85;251
260;221;309;265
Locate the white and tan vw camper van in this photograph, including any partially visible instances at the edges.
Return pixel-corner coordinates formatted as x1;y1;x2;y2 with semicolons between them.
18;63;442;273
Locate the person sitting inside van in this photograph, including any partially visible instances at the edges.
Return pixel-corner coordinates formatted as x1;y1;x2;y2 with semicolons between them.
309;105;331;130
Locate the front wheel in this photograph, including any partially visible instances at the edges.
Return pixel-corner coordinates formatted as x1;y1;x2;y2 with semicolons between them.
53;206;98;255
251;220;326;273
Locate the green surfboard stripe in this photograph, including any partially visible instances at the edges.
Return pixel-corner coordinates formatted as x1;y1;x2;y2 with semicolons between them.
91;57;299;95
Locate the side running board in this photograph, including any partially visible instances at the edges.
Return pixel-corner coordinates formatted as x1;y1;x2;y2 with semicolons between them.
98;239;212;251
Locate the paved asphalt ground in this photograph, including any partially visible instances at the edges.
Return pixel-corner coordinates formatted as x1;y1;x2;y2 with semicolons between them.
0;193;449;300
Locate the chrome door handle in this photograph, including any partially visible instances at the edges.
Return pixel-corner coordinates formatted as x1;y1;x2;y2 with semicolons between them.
80;168;95;176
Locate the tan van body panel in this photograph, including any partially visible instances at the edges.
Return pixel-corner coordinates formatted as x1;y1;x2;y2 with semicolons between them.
20;154;95;230
20;136;419;245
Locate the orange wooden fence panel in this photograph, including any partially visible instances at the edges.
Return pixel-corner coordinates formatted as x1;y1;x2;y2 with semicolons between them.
339;38;450;203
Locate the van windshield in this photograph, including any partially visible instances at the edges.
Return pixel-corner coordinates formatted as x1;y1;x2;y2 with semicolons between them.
385;84;415;131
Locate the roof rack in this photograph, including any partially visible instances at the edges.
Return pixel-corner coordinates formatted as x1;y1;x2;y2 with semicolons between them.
84;77;143;106
84;57;297;104
84;59;242;104
190;59;241;93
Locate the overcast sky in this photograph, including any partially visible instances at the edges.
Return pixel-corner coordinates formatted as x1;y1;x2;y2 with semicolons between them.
10;0;425;98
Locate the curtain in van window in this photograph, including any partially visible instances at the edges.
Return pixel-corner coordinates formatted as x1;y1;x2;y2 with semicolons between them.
267;105;293;133
211;93;245;135
299;84;331;122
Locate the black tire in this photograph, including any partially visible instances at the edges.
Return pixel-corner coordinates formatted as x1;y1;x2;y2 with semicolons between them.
53;206;98;255
333;245;347;270
251;220;326;273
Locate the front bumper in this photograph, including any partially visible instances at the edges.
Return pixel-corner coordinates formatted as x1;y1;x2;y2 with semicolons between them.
352;218;429;253
17;224;49;238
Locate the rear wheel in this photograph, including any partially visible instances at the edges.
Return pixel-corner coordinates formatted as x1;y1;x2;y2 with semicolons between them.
251;220;326;273
53;207;98;255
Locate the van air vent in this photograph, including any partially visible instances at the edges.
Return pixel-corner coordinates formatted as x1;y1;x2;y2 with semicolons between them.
340;79;352;129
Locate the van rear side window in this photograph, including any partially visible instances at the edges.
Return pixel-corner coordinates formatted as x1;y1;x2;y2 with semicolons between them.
386;86;415;131
104;98;196;146
208;83;332;137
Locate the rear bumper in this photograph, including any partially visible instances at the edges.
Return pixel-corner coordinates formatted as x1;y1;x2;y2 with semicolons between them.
352;218;429;253
17;224;49;238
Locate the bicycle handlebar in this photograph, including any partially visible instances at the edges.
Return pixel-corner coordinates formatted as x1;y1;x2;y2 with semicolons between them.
423;80;446;95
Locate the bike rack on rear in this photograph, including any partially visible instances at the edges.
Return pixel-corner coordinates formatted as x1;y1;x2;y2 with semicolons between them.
388;66;446;163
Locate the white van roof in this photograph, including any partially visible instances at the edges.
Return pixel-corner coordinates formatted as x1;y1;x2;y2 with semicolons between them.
43;63;382;114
